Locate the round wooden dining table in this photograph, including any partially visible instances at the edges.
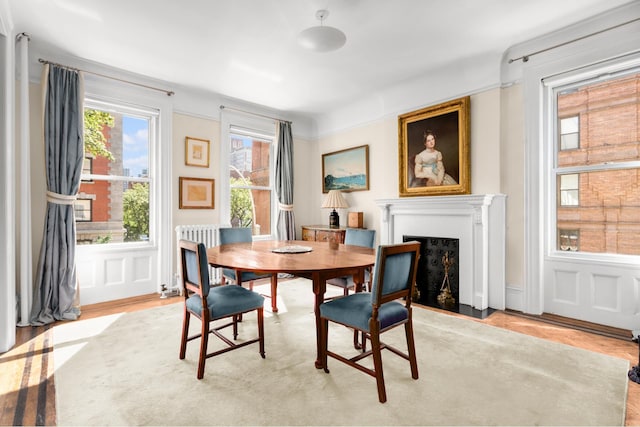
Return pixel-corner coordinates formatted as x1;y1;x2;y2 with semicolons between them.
206;239;376;369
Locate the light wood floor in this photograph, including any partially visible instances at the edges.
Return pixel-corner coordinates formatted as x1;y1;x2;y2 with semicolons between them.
1;290;638;426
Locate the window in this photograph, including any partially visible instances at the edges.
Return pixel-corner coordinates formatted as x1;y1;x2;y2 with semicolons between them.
559;116;579;150
558;174;579;206
81;157;93;178
74;199;92;222
228;127;274;237
558;229;579;251
553;70;640;255
76;99;155;245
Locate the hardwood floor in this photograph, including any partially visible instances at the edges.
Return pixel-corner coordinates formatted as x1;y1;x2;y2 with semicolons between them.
1;291;638;426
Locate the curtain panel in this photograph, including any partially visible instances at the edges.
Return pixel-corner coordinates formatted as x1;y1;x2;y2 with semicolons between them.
275;121;295;240
31;64;84;325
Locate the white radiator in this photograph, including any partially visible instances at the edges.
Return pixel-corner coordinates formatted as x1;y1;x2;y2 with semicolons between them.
175;224;223;286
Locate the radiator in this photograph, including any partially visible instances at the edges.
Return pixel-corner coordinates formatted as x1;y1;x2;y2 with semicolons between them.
175;224;223;286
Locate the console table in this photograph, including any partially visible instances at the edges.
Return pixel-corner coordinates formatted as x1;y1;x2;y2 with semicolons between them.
301;225;346;244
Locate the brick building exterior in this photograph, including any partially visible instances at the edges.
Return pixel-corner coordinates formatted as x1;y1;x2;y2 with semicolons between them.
557;72;640;255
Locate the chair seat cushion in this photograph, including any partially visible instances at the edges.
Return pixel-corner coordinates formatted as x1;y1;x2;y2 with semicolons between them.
326;270;371;290
320;292;408;332
222;268;271;283
186;285;264;319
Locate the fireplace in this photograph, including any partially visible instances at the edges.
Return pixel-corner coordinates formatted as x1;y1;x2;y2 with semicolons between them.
403;235;460;308
376;194;506;311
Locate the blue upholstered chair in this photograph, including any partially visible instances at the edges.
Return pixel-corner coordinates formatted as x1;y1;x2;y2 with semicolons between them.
319;241;421;403
218;227;280;312
326;228;376;297
178;239;265;379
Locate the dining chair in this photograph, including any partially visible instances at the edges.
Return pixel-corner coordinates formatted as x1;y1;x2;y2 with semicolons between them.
218;227;280;312
319;241;421;403
326;228;376;297
178;239;265;379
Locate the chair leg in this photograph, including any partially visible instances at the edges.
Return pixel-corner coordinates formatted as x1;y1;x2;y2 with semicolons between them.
179;309;190;359
197;319;210;379
405;317;419;379
233;314;238;339
270;274;278;312
370;326;387;403
320;317;330;373
257;308;265;358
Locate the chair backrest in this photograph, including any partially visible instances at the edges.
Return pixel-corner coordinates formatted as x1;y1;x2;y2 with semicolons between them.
369;241;421;307
179;239;211;297
219;227;253;245
344;228;376;248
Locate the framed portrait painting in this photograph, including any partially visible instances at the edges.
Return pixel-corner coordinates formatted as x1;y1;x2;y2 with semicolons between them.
398;96;470;197
185;136;210;167
179;177;215;209
322;145;369;193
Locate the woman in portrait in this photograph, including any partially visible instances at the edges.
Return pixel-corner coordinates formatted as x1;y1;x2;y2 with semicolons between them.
414;130;458;186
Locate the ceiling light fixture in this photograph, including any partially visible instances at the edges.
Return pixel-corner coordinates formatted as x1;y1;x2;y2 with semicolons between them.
297;9;346;53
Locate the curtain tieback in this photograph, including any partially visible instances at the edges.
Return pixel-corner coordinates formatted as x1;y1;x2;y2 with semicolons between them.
279;203;294;211
47;191;77;205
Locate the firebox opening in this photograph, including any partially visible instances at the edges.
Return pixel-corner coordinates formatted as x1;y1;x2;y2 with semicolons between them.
403;235;494;319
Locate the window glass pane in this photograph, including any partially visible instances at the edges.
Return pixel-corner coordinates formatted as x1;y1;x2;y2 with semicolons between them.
560;174;578;190
230;187;272;236
229;134;270;186
74;199;92;222
557;73;640;167
78;107;151;245
560;133;579;150
560;116;579;134
229;131;273;237
556;169;640;255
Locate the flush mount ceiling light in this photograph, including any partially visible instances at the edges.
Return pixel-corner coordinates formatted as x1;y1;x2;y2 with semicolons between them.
297;9;346;52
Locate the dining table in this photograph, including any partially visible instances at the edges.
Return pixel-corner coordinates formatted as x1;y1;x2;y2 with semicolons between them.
206;239;376;369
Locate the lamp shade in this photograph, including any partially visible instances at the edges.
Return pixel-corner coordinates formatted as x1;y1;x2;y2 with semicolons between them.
321;190;349;209
297;26;346;52
297;9;346;53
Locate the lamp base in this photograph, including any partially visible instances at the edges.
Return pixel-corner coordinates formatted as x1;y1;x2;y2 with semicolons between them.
329;209;339;228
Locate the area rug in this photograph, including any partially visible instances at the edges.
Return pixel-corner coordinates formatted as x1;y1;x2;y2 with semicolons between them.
53;278;628;426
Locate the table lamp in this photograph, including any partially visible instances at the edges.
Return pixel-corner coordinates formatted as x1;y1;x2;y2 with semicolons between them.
321;190;349;228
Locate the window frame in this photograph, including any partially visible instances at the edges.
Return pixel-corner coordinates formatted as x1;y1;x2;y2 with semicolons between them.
220;112;277;241
80;97;158;247
544;60;640;263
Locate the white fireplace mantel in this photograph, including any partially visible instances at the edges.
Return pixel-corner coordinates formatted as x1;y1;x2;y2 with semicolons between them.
376;194;506;310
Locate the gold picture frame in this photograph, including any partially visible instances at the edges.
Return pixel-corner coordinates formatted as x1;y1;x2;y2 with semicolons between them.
179;177;215;209
398;96;470;197
322;145;370;193
185;136;210;168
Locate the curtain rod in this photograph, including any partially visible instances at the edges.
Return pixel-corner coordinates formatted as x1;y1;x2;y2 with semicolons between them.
508;17;640;64
219;105;291;124
38;58;175;96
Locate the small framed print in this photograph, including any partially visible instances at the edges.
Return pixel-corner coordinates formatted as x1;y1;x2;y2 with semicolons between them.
185;136;210;167
179;177;215;209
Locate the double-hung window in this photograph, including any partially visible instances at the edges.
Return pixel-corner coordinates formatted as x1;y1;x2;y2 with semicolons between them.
552;69;640;256
77;99;156;244
227;126;274;237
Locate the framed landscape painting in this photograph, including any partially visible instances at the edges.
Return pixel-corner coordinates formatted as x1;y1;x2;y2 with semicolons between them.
322;145;369;193
398;96;470;197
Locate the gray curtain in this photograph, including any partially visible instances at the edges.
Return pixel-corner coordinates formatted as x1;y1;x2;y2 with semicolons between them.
275;121;295;240
31;64;84;325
